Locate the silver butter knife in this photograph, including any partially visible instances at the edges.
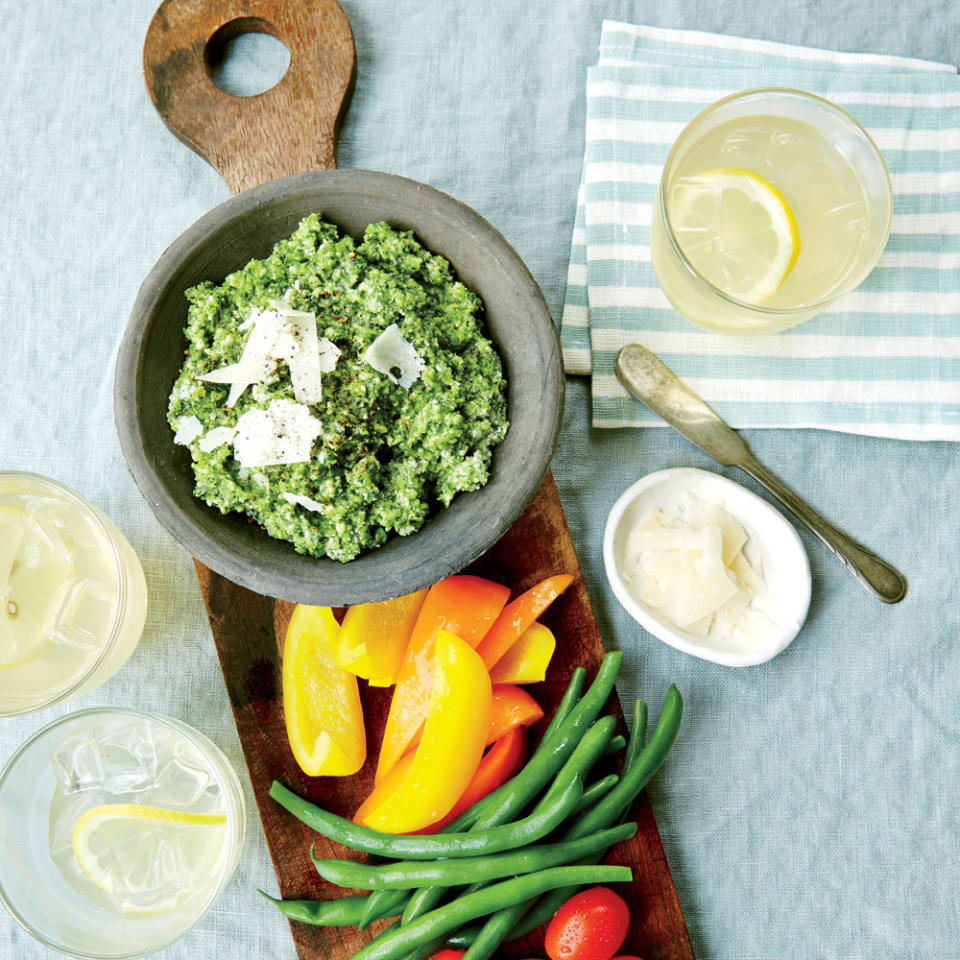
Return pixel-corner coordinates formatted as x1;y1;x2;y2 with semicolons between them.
615;343;907;604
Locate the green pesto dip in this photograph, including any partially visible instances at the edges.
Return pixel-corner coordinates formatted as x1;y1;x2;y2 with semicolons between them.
167;215;508;562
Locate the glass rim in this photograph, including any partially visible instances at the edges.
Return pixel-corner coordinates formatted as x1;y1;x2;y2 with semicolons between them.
0;472;130;718
658;86;894;316
0;705;246;960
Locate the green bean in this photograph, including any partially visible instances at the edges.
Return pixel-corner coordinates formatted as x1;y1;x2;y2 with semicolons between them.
358;889;409;930
400;731;607;923
258;888;405;927
444;667;587;836
269;775;584;861
444;926;481;949
533;714;616;807
573;774;619;815
541;666;586;741
445;657;615;835
400;937;446;960
400;657;620;926
406;724;621;943
461;901;527;960
566;684;682;839
347;865;632;960
508;880;581;939
624;698;648;770
401;885;443;927
469;651;622;830
504;685;684;943
257;889;370;926
403;708;618;924
312;823;636;890
604;734;627;755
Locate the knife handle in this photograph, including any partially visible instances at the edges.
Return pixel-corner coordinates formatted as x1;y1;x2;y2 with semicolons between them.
738;455;907;603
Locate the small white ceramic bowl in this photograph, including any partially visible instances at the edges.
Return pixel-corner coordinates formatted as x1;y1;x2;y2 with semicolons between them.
603;467;811;667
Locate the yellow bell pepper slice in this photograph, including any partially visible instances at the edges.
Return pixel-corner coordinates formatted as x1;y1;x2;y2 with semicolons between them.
488;622;556;684
336;588;429;686
357;630;492;834
376;575;509;782
282;605;366;777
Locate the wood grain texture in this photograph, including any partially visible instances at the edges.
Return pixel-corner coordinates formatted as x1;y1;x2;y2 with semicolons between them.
197;474;693;960
143;0;354;191
143;1;692;956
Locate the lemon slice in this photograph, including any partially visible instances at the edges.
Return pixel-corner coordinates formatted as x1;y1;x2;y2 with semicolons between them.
282;605;366;777
71;803;227;913
669;168;800;304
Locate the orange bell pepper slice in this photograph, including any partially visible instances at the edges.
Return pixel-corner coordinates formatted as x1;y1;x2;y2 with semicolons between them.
336;588;429;686
474;574;573;669
486;685;544;744
411;726;527;834
375;575;509;782
488;622;556;684
357;631;492;834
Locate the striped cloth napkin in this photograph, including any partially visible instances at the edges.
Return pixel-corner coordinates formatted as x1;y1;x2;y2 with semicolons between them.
560;22;960;440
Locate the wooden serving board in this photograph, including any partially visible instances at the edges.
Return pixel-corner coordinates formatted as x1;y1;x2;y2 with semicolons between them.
144;2;693;958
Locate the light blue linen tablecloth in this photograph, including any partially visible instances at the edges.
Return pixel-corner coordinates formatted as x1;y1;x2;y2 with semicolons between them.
0;2;957;958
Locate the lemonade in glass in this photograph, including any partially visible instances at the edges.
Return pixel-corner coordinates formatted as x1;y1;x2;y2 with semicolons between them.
0;472;148;716
650;88;893;335
0;707;245;958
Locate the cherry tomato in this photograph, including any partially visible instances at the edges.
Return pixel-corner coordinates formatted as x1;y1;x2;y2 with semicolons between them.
544;887;631;960
611;956;644;960
429;952;464;960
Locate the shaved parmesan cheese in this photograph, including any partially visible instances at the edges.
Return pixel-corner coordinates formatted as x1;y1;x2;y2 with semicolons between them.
269;303;324;404
282;491;325;512
198;301;340;408
200;308;287;407
197;426;236;452
622;494;779;646
317;337;342;373
173;415;203;446
362;324;425;389
196;360;263;385
682;493;747;566
233;399;322;469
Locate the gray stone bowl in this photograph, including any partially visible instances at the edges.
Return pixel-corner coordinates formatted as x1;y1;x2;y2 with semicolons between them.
114;170;563;605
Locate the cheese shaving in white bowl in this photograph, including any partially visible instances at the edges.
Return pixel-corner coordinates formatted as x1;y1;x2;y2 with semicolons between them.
603;468;811;667
622;493;776;645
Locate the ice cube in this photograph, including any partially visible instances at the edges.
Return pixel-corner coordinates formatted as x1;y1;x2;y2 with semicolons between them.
151;746;211;808
49;801;80;859
48;793;107;859
107;831;184;913
100;822;224;913
42;576;116;651
51;722;158;795
718;130;754;159
22;501;76;567
190;780;224;815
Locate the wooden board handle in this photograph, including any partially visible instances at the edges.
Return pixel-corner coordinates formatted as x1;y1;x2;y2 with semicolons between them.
143;0;355;194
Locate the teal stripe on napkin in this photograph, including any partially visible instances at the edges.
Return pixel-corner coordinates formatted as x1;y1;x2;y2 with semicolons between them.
560;22;960;440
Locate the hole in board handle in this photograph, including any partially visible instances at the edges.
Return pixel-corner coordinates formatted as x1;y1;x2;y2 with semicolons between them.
204;17;291;98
